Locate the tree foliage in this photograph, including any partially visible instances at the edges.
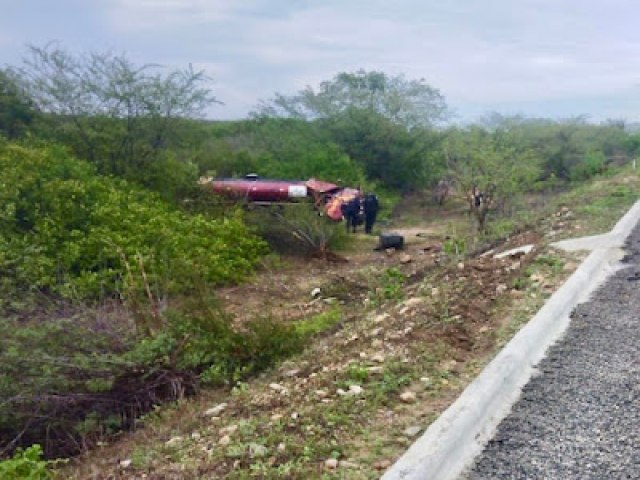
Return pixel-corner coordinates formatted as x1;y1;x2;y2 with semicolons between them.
254;71;448;191
480;114;630;181
10;44;216;185
255;70;448;129
322;108;445;190
0;69;36;139
445;126;542;231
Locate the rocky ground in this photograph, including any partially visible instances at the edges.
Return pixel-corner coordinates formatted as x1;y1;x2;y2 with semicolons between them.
464;224;640;480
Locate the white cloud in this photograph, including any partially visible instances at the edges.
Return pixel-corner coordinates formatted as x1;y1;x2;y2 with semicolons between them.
105;0;236;31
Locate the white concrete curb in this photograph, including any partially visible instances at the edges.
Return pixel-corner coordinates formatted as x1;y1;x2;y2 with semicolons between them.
382;200;640;480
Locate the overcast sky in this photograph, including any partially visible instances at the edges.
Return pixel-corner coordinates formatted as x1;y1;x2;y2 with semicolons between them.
2;0;640;123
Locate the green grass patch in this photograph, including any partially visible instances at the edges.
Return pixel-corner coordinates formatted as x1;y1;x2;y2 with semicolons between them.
295;307;342;337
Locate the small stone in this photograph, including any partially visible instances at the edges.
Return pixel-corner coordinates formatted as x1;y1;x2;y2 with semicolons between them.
348;385;364;396
371;353;385;363
271;414;283;422
282;369;301;378
370;327;383;337
290;412;300;420
218;435;231;446
165;436;183;447
457;262;465;270
431;287;440;296
374;459;392;470
311;287;321;298
277;442;287;453
219;424;238;436
367;366;384;374
269;383;287;394
441;359;457;371
399;254;412;264
204;402;228;417
403;426;422;437
119;459;132;469
191;432;201;440
496;283;508;294
249;443;268;458
385;248;396;256
530;273;544;283
325;458;339;469
372;338;384;348
340;460;358;469
400;391;417;403
315;390;328;398
373;313;390;324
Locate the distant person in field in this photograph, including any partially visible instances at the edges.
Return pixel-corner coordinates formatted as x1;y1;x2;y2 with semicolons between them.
341;196;361;233
363;193;379;234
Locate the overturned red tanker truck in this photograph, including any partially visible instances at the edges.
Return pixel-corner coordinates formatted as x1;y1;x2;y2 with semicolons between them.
199;174;361;221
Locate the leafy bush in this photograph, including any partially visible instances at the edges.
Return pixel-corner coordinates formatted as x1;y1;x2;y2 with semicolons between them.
0;445;57;479
259;143;365;187
570;151;606;181
245;204;349;257
0;143;267;298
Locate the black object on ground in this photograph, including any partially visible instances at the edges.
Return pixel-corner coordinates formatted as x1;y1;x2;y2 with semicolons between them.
376;233;404;250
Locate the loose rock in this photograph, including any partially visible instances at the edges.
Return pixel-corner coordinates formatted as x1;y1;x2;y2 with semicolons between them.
400;391;417;403
204;402;228;417
403;425;422;437
248;443;268;458
325;458;339;469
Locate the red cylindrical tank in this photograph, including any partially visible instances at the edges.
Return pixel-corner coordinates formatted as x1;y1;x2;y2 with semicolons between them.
209;177;308;202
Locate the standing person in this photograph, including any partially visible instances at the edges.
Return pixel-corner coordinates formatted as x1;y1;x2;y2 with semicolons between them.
363;193;379;234
341;196;361;233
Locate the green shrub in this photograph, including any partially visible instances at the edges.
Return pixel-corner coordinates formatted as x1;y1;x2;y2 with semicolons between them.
570;151;606;181
443;237;466;257
0;445;57;479
369;267;406;305
246;205;349;257
295;308;342;337
0;143;267;298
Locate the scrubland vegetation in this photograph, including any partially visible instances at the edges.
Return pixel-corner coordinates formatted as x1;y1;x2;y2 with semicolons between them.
1;44;640;476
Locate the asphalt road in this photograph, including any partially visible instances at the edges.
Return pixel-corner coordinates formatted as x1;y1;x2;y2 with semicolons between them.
464;225;640;480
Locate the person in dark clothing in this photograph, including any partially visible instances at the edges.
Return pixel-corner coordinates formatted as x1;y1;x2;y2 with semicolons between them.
363;193;379;234
341;197;361;233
